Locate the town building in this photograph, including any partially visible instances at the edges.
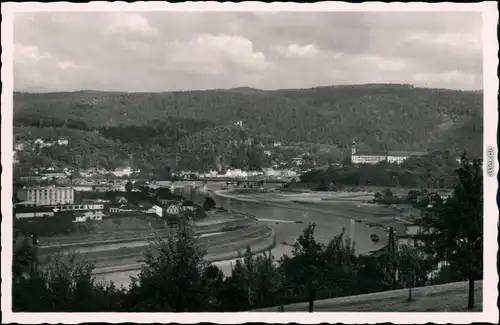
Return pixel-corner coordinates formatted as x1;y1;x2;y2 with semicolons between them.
57;138;69;146
181;203;197;212
116;203;136;212
14;142;27;151
291;157;304;166
13;151;20;164
262;168;280;177
159;198;175;206
145;205;163;217
73;210;106;223
19;175;44;182
392;222;426;248
31;137;68;150
112;167;135;177
17;186;75;206
107;204;121;213
165;204;181;215
52;204;104;212
281;169;298;177
14;203;55;219
34;138;48;148
350;140;427;165
41;172;67;179
224;169;248;178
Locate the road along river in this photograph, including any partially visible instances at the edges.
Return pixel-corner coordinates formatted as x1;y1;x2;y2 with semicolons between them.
95;183;392;288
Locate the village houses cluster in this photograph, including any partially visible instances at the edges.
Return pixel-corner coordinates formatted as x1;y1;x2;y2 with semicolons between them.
14;180;200;224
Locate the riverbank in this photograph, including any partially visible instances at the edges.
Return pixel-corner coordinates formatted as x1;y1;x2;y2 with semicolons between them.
214;188;407;231
93;227;276;276
35;206;277;285
210;188;401;259
92;185;394;287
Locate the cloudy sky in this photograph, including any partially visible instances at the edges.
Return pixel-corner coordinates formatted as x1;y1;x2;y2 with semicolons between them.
13;11;482;92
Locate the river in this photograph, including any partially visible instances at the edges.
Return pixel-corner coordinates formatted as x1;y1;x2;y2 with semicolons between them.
95;182;390;288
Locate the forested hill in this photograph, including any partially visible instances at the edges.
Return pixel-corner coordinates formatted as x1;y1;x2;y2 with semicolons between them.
13;84;483;170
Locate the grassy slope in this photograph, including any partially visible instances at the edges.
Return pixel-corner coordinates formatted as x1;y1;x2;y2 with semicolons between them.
254;280;483;312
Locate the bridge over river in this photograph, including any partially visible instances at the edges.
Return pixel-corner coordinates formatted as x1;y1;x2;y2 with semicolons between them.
196;177;291;184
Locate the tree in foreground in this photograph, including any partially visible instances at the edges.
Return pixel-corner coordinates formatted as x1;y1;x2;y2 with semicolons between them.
217;247;283;311
417;153;483;310
13;246;122;312
279;223;325;312
397;244;432;301
321;228;357;298
125;215;214;312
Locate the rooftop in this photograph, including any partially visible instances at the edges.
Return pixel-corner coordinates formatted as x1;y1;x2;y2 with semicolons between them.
353;151;388;156
388;151;428;157
20;185;73;190
353;150;429;157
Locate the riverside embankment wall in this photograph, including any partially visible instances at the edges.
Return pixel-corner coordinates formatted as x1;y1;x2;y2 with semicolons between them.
38;215;257;253
91;227;276;275
37;220;276;275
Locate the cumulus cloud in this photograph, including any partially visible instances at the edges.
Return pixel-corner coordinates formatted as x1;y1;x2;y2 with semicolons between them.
15;43;79;71
14;44;52;64
12;11;483;92
413;70;481;89
105;13;159;38
165;34;272;75
273;43;320;58
359;55;409;72
408;32;482;55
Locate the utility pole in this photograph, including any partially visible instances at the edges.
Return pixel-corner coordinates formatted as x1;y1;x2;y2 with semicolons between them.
29;233;39;280
388;226;398;289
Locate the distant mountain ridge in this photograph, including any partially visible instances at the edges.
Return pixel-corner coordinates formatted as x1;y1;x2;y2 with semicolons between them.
13;84;483;170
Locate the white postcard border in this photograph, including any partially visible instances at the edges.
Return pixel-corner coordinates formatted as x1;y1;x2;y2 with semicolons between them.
1;2;498;323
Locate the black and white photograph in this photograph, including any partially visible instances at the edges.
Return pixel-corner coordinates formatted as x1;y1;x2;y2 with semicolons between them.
1;2;497;323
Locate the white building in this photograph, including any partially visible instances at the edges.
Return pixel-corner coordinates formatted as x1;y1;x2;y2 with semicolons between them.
292;157;304;166
224;169;248;178
17;186;75;206
34;138;49;148
57;138;69;146
281;169;298;177
181;205;197;212
14;142;27;151
165;204;181;215
262;168;279;177
112;167;133;177
52;204;104;212
42;172;67;179
146;205;163;217
14;202;55;219
386;151;428;164
393;222;427;248
247;170;263;177
73;210;106;223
